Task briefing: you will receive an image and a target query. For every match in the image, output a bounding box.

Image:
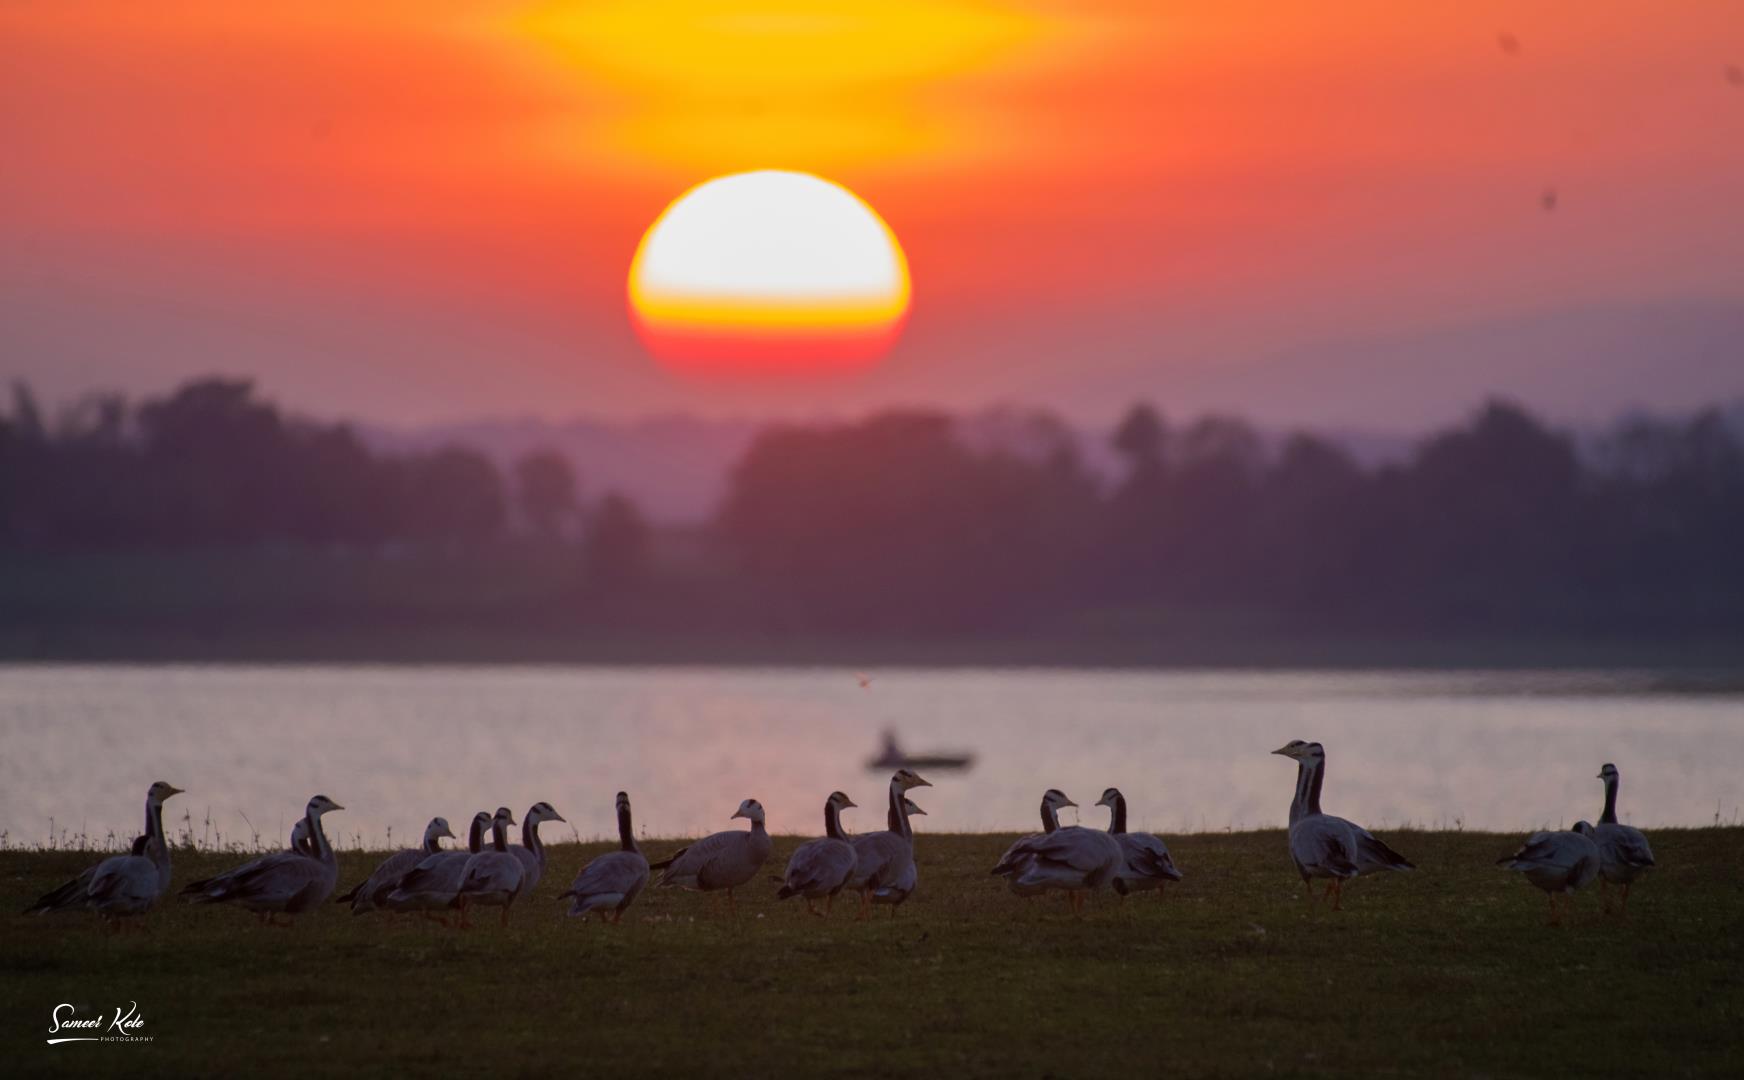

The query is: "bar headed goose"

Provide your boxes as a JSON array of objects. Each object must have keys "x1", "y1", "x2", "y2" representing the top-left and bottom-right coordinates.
[
  {"x1": 993, "y1": 788, "x2": 1073, "y2": 899},
  {"x1": 1272, "y1": 740, "x2": 1411, "y2": 909},
  {"x1": 653, "y1": 798, "x2": 773, "y2": 915},
  {"x1": 509, "y1": 801, "x2": 566, "y2": 896},
  {"x1": 25, "y1": 780, "x2": 182, "y2": 917},
  {"x1": 180, "y1": 795, "x2": 343, "y2": 925},
  {"x1": 336, "y1": 817, "x2": 456, "y2": 915},
  {"x1": 453, "y1": 806, "x2": 524, "y2": 927},
  {"x1": 1096, "y1": 787, "x2": 1183, "y2": 896},
  {"x1": 778, "y1": 791, "x2": 859, "y2": 916},
  {"x1": 849, "y1": 769, "x2": 931, "y2": 919},
  {"x1": 383, "y1": 810, "x2": 491, "y2": 921},
  {"x1": 1592, "y1": 763, "x2": 1655, "y2": 915},
  {"x1": 988, "y1": 788, "x2": 1126, "y2": 914},
  {"x1": 1501, "y1": 824, "x2": 1601, "y2": 925},
  {"x1": 560, "y1": 791, "x2": 650, "y2": 923}
]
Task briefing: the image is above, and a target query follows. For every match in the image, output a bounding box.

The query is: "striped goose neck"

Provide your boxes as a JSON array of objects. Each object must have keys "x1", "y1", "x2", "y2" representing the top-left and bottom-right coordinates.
[
  {"x1": 422, "y1": 828, "x2": 443, "y2": 855},
  {"x1": 306, "y1": 808, "x2": 334, "y2": 865},
  {"x1": 522, "y1": 814, "x2": 545, "y2": 865},
  {"x1": 145, "y1": 796, "x2": 169, "y2": 869},
  {"x1": 618, "y1": 804, "x2": 639, "y2": 854},
  {"x1": 467, "y1": 818, "x2": 486, "y2": 853},
  {"x1": 1107, "y1": 794, "x2": 1128, "y2": 835},
  {"x1": 887, "y1": 781, "x2": 912, "y2": 840},
  {"x1": 1600, "y1": 776, "x2": 1619, "y2": 825},
  {"x1": 491, "y1": 820, "x2": 510, "y2": 852},
  {"x1": 824, "y1": 800, "x2": 847, "y2": 841},
  {"x1": 1290, "y1": 757, "x2": 1325, "y2": 822},
  {"x1": 1040, "y1": 800, "x2": 1060, "y2": 834}
]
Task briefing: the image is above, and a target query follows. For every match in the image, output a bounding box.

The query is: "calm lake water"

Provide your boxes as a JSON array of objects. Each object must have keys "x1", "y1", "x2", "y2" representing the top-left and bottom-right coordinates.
[{"x1": 2, "y1": 664, "x2": 1740, "y2": 848}]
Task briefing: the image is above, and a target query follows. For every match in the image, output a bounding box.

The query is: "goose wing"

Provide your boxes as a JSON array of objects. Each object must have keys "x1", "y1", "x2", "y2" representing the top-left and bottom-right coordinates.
[
  {"x1": 382, "y1": 851, "x2": 469, "y2": 908},
  {"x1": 658, "y1": 830, "x2": 743, "y2": 888},
  {"x1": 1290, "y1": 816, "x2": 1359, "y2": 878},
  {"x1": 561, "y1": 851, "x2": 651, "y2": 915},
  {"x1": 1598, "y1": 824, "x2": 1656, "y2": 869},
  {"x1": 342, "y1": 847, "x2": 425, "y2": 913},
  {"x1": 23, "y1": 861, "x2": 103, "y2": 915},
  {"x1": 184, "y1": 851, "x2": 334, "y2": 910},
  {"x1": 510, "y1": 846, "x2": 543, "y2": 893},
  {"x1": 849, "y1": 830, "x2": 910, "y2": 890},
  {"x1": 990, "y1": 832, "x2": 1044, "y2": 877},
  {"x1": 457, "y1": 852, "x2": 523, "y2": 898},
  {"x1": 1117, "y1": 832, "x2": 1184, "y2": 882},
  {"x1": 87, "y1": 854, "x2": 159, "y2": 915},
  {"x1": 1018, "y1": 826, "x2": 1120, "y2": 874},
  {"x1": 779, "y1": 837, "x2": 857, "y2": 898},
  {"x1": 1339, "y1": 818, "x2": 1415, "y2": 873}
]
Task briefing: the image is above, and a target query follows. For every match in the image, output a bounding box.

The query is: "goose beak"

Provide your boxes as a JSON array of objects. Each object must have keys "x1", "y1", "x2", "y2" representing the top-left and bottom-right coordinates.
[
  {"x1": 1061, "y1": 798, "x2": 1078, "y2": 809},
  {"x1": 911, "y1": 774, "x2": 933, "y2": 789},
  {"x1": 166, "y1": 785, "x2": 185, "y2": 797},
  {"x1": 1270, "y1": 745, "x2": 1294, "y2": 757},
  {"x1": 730, "y1": 808, "x2": 748, "y2": 820},
  {"x1": 552, "y1": 812, "x2": 567, "y2": 824},
  {"x1": 842, "y1": 797, "x2": 858, "y2": 809},
  {"x1": 330, "y1": 802, "x2": 346, "y2": 812}
]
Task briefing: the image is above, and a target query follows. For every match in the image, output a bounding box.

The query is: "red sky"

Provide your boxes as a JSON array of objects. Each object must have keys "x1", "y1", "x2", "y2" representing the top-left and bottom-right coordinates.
[{"x1": 3, "y1": 1, "x2": 1741, "y2": 429}]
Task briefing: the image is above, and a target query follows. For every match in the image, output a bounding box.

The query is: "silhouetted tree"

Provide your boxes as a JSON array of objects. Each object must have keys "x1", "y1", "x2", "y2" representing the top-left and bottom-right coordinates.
[
  {"x1": 585, "y1": 492, "x2": 651, "y2": 590},
  {"x1": 515, "y1": 450, "x2": 580, "y2": 540}
]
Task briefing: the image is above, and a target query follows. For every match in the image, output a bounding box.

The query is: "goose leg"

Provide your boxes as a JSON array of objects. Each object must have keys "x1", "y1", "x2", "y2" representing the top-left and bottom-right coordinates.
[
  {"x1": 1330, "y1": 880, "x2": 1344, "y2": 911},
  {"x1": 805, "y1": 898, "x2": 820, "y2": 917},
  {"x1": 856, "y1": 888, "x2": 871, "y2": 921},
  {"x1": 1303, "y1": 878, "x2": 1314, "y2": 902},
  {"x1": 726, "y1": 887, "x2": 737, "y2": 918},
  {"x1": 1620, "y1": 883, "x2": 1631, "y2": 918},
  {"x1": 824, "y1": 893, "x2": 835, "y2": 917}
]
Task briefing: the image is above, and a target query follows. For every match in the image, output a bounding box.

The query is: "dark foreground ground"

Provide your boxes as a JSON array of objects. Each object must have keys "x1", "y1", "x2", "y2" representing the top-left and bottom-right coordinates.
[{"x1": 4, "y1": 829, "x2": 1741, "y2": 1077}]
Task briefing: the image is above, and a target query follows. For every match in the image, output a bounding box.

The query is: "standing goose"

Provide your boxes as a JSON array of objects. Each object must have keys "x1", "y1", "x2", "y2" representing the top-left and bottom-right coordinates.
[
  {"x1": 992, "y1": 788, "x2": 1074, "y2": 899},
  {"x1": 508, "y1": 801, "x2": 567, "y2": 896},
  {"x1": 987, "y1": 789, "x2": 1126, "y2": 913},
  {"x1": 453, "y1": 806, "x2": 524, "y2": 927},
  {"x1": 1272, "y1": 740, "x2": 1411, "y2": 908},
  {"x1": 560, "y1": 792, "x2": 650, "y2": 923},
  {"x1": 777, "y1": 791, "x2": 859, "y2": 916},
  {"x1": 25, "y1": 780, "x2": 183, "y2": 916},
  {"x1": 868, "y1": 797, "x2": 928, "y2": 914},
  {"x1": 848, "y1": 769, "x2": 932, "y2": 919},
  {"x1": 652, "y1": 798, "x2": 773, "y2": 915},
  {"x1": 1096, "y1": 787, "x2": 1183, "y2": 896},
  {"x1": 336, "y1": 817, "x2": 456, "y2": 915},
  {"x1": 1500, "y1": 824, "x2": 1601, "y2": 925},
  {"x1": 180, "y1": 795, "x2": 344, "y2": 925},
  {"x1": 1592, "y1": 763, "x2": 1655, "y2": 915},
  {"x1": 383, "y1": 810, "x2": 491, "y2": 921}
]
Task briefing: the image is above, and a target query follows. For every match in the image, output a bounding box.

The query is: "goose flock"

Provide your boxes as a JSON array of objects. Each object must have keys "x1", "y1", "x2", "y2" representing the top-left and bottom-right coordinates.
[{"x1": 20, "y1": 745, "x2": 1657, "y2": 930}]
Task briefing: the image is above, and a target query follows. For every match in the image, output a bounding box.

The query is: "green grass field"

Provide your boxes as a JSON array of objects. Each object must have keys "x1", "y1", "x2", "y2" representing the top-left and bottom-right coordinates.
[{"x1": 5, "y1": 829, "x2": 1741, "y2": 1077}]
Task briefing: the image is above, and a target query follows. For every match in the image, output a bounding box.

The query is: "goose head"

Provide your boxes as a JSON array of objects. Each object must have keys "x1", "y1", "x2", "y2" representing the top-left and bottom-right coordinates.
[
  {"x1": 307, "y1": 794, "x2": 344, "y2": 817},
  {"x1": 425, "y1": 817, "x2": 456, "y2": 843},
  {"x1": 130, "y1": 834, "x2": 152, "y2": 856},
  {"x1": 902, "y1": 797, "x2": 927, "y2": 817},
  {"x1": 892, "y1": 768, "x2": 932, "y2": 792},
  {"x1": 146, "y1": 781, "x2": 184, "y2": 806},
  {"x1": 1597, "y1": 763, "x2": 1619, "y2": 782},
  {"x1": 1094, "y1": 787, "x2": 1124, "y2": 809},
  {"x1": 1271, "y1": 739, "x2": 1325, "y2": 764},
  {"x1": 826, "y1": 791, "x2": 858, "y2": 812},
  {"x1": 730, "y1": 798, "x2": 766, "y2": 825},
  {"x1": 1572, "y1": 820, "x2": 1596, "y2": 836},
  {"x1": 1041, "y1": 788, "x2": 1077, "y2": 812},
  {"x1": 526, "y1": 801, "x2": 566, "y2": 826},
  {"x1": 493, "y1": 806, "x2": 518, "y2": 827}
]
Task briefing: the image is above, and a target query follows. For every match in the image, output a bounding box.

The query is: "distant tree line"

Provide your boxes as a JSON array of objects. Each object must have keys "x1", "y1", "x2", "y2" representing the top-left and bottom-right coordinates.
[{"x1": 3, "y1": 376, "x2": 1741, "y2": 641}]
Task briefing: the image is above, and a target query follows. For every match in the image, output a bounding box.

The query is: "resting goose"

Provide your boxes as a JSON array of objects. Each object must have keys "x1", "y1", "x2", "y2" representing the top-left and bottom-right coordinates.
[
  {"x1": 290, "y1": 817, "x2": 313, "y2": 858},
  {"x1": 1272, "y1": 740, "x2": 1412, "y2": 908},
  {"x1": 1500, "y1": 824, "x2": 1601, "y2": 925},
  {"x1": 508, "y1": 801, "x2": 566, "y2": 896},
  {"x1": 988, "y1": 788, "x2": 1126, "y2": 913},
  {"x1": 777, "y1": 791, "x2": 859, "y2": 916},
  {"x1": 848, "y1": 769, "x2": 932, "y2": 919},
  {"x1": 383, "y1": 810, "x2": 491, "y2": 922},
  {"x1": 25, "y1": 780, "x2": 182, "y2": 917},
  {"x1": 560, "y1": 792, "x2": 650, "y2": 923},
  {"x1": 453, "y1": 807, "x2": 524, "y2": 927},
  {"x1": 1096, "y1": 787, "x2": 1183, "y2": 896},
  {"x1": 336, "y1": 817, "x2": 456, "y2": 915},
  {"x1": 1591, "y1": 763, "x2": 1655, "y2": 915},
  {"x1": 992, "y1": 788, "x2": 1073, "y2": 899},
  {"x1": 653, "y1": 798, "x2": 773, "y2": 915},
  {"x1": 181, "y1": 795, "x2": 343, "y2": 925}
]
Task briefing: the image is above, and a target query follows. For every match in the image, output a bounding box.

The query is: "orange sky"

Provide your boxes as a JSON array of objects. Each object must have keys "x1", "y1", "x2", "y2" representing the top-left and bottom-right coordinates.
[{"x1": 3, "y1": 1, "x2": 1741, "y2": 428}]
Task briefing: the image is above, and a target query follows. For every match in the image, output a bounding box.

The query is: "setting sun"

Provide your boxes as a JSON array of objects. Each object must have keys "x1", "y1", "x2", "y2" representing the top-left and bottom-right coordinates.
[{"x1": 627, "y1": 170, "x2": 911, "y2": 375}]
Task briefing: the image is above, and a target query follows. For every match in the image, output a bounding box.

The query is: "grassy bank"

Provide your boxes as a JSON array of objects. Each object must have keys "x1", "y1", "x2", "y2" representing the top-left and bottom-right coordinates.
[{"x1": 5, "y1": 829, "x2": 1742, "y2": 1077}]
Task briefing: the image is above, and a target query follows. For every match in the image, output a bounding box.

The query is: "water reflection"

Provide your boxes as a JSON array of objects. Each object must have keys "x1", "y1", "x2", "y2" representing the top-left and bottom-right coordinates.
[{"x1": 1, "y1": 664, "x2": 1739, "y2": 848}]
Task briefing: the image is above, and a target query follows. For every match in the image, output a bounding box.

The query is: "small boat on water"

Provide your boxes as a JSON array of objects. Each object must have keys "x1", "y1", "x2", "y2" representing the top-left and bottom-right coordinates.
[{"x1": 866, "y1": 730, "x2": 974, "y2": 772}]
